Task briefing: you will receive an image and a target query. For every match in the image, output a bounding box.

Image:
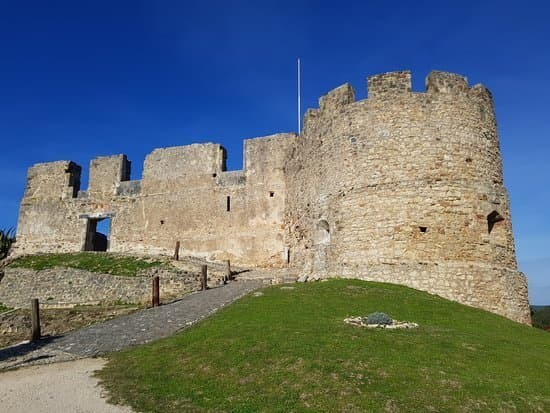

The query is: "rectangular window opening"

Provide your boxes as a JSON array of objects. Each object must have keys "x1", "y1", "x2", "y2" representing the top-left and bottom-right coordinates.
[
  {"x1": 419, "y1": 226, "x2": 428, "y2": 233},
  {"x1": 269, "y1": 191, "x2": 275, "y2": 197},
  {"x1": 84, "y1": 217, "x2": 111, "y2": 251},
  {"x1": 226, "y1": 196, "x2": 231, "y2": 212}
]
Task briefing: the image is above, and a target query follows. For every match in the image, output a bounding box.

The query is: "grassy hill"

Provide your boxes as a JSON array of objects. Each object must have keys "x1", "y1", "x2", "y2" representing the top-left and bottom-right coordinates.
[{"x1": 98, "y1": 279, "x2": 550, "y2": 412}]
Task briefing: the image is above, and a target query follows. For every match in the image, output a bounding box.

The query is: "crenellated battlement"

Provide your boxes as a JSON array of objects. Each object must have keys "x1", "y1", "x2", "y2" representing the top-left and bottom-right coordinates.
[
  {"x1": 313, "y1": 70, "x2": 492, "y2": 114},
  {"x1": 426, "y1": 70, "x2": 468, "y2": 94},
  {"x1": 22, "y1": 133, "x2": 296, "y2": 203},
  {"x1": 23, "y1": 160, "x2": 81, "y2": 200},
  {"x1": 367, "y1": 70, "x2": 412, "y2": 98},
  {"x1": 318, "y1": 83, "x2": 355, "y2": 111}
]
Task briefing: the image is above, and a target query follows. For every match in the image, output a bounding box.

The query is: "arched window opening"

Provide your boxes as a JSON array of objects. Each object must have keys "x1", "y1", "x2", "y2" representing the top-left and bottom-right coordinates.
[{"x1": 317, "y1": 219, "x2": 330, "y2": 245}]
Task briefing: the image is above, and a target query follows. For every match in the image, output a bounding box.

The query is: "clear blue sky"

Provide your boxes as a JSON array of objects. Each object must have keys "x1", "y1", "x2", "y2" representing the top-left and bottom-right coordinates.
[{"x1": 1, "y1": 1, "x2": 548, "y2": 304}]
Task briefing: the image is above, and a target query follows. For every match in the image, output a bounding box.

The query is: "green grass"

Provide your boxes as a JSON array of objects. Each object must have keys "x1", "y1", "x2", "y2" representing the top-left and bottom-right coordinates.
[
  {"x1": 0, "y1": 302, "x2": 12, "y2": 313},
  {"x1": 532, "y1": 305, "x2": 550, "y2": 330},
  {"x1": 98, "y1": 279, "x2": 550, "y2": 412},
  {"x1": 9, "y1": 253, "x2": 168, "y2": 276}
]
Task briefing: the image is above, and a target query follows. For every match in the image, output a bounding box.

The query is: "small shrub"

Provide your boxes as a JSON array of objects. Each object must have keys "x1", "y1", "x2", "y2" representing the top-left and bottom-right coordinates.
[
  {"x1": 0, "y1": 228, "x2": 16, "y2": 260},
  {"x1": 0, "y1": 302, "x2": 12, "y2": 313},
  {"x1": 365, "y1": 312, "x2": 393, "y2": 325}
]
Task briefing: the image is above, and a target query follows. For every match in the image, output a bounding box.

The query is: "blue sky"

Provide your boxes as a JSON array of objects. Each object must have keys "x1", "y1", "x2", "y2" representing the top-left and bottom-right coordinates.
[{"x1": 1, "y1": 1, "x2": 548, "y2": 303}]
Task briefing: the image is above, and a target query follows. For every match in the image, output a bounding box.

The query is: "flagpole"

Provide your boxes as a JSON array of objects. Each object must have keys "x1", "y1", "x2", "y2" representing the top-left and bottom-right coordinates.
[{"x1": 297, "y1": 58, "x2": 301, "y2": 134}]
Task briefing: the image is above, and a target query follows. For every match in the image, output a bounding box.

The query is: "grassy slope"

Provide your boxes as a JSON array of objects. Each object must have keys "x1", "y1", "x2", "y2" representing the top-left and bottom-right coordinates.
[
  {"x1": 8, "y1": 253, "x2": 167, "y2": 276},
  {"x1": 99, "y1": 280, "x2": 550, "y2": 413}
]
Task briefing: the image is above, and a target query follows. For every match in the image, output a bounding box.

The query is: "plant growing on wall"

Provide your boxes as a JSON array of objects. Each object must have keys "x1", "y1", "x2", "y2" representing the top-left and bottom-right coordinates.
[{"x1": 0, "y1": 228, "x2": 15, "y2": 260}]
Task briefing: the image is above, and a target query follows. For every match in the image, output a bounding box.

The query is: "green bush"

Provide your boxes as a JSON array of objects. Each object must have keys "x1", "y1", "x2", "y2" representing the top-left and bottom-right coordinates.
[
  {"x1": 0, "y1": 228, "x2": 15, "y2": 260},
  {"x1": 365, "y1": 312, "x2": 393, "y2": 325},
  {"x1": 531, "y1": 306, "x2": 550, "y2": 331}
]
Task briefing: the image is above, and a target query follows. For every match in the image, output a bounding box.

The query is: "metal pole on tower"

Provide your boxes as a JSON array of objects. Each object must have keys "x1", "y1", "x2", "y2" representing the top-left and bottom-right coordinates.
[{"x1": 297, "y1": 58, "x2": 301, "y2": 134}]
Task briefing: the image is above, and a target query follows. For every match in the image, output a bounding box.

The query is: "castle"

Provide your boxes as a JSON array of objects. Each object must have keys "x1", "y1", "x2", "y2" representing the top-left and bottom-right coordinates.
[{"x1": 15, "y1": 70, "x2": 531, "y2": 324}]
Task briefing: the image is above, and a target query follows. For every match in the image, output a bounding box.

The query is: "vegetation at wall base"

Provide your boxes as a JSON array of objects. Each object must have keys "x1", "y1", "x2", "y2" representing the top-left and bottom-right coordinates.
[
  {"x1": 98, "y1": 279, "x2": 550, "y2": 413},
  {"x1": 9, "y1": 253, "x2": 168, "y2": 276},
  {"x1": 0, "y1": 302, "x2": 12, "y2": 313},
  {"x1": 531, "y1": 305, "x2": 550, "y2": 330}
]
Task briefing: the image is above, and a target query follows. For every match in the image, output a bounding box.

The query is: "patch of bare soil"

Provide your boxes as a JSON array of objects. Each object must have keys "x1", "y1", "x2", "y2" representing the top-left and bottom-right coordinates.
[
  {"x1": 0, "y1": 306, "x2": 140, "y2": 348},
  {"x1": 0, "y1": 358, "x2": 135, "y2": 413}
]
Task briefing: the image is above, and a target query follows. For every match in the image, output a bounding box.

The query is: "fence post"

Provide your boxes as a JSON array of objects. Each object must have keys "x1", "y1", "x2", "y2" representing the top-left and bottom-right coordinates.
[
  {"x1": 174, "y1": 241, "x2": 180, "y2": 261},
  {"x1": 152, "y1": 276, "x2": 160, "y2": 307},
  {"x1": 30, "y1": 298, "x2": 41, "y2": 342},
  {"x1": 201, "y1": 265, "x2": 208, "y2": 291},
  {"x1": 225, "y1": 260, "x2": 232, "y2": 282}
]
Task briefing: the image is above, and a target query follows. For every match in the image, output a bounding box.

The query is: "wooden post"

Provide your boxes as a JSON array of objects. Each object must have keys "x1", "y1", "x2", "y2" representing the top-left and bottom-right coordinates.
[
  {"x1": 174, "y1": 241, "x2": 180, "y2": 261},
  {"x1": 225, "y1": 259, "x2": 232, "y2": 282},
  {"x1": 152, "y1": 276, "x2": 160, "y2": 307},
  {"x1": 30, "y1": 298, "x2": 41, "y2": 342},
  {"x1": 201, "y1": 265, "x2": 208, "y2": 291}
]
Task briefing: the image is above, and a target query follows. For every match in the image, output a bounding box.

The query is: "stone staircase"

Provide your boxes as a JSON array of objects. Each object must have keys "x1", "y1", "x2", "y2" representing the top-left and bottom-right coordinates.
[{"x1": 232, "y1": 267, "x2": 300, "y2": 285}]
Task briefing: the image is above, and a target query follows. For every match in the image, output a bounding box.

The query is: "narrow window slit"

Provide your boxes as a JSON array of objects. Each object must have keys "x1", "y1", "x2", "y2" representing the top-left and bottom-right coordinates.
[{"x1": 226, "y1": 196, "x2": 231, "y2": 212}]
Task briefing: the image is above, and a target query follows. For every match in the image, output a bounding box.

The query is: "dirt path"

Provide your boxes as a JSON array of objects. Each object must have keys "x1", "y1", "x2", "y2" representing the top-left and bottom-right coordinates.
[{"x1": 0, "y1": 358, "x2": 133, "y2": 413}]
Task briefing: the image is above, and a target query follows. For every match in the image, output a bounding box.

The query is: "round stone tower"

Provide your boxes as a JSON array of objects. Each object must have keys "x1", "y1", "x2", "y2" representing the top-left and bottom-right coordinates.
[{"x1": 284, "y1": 70, "x2": 530, "y2": 324}]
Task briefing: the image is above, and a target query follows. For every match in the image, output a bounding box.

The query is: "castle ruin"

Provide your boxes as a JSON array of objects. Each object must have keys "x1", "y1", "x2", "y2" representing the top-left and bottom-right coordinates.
[{"x1": 14, "y1": 70, "x2": 531, "y2": 324}]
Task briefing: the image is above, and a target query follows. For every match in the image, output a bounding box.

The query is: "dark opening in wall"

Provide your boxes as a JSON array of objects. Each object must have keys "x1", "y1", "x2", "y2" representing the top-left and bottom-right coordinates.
[
  {"x1": 419, "y1": 226, "x2": 428, "y2": 233},
  {"x1": 487, "y1": 210, "x2": 504, "y2": 234},
  {"x1": 269, "y1": 191, "x2": 275, "y2": 197},
  {"x1": 65, "y1": 162, "x2": 82, "y2": 198},
  {"x1": 84, "y1": 217, "x2": 111, "y2": 252},
  {"x1": 226, "y1": 196, "x2": 231, "y2": 212},
  {"x1": 160, "y1": 220, "x2": 164, "y2": 225}
]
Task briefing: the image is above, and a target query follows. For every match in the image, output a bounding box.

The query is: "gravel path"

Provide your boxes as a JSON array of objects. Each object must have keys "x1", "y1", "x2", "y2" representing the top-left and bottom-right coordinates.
[
  {"x1": 0, "y1": 280, "x2": 261, "y2": 370},
  {"x1": 0, "y1": 358, "x2": 134, "y2": 413}
]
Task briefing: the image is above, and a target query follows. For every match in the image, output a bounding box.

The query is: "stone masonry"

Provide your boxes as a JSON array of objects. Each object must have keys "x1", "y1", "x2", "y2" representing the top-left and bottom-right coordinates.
[{"x1": 13, "y1": 70, "x2": 531, "y2": 324}]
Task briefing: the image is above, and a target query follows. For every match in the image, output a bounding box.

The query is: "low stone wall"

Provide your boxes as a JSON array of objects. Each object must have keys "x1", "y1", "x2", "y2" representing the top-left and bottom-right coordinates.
[{"x1": 0, "y1": 267, "x2": 211, "y2": 308}]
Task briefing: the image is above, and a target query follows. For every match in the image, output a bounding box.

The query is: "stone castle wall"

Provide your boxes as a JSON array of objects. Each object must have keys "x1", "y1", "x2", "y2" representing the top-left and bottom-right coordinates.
[
  {"x1": 16, "y1": 134, "x2": 296, "y2": 267},
  {"x1": 12, "y1": 70, "x2": 531, "y2": 323}
]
